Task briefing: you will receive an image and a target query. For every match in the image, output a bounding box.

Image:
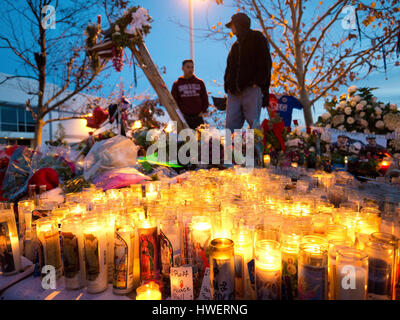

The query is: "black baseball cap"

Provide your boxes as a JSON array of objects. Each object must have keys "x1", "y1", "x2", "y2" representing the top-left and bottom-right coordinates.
[{"x1": 225, "y1": 12, "x2": 251, "y2": 28}]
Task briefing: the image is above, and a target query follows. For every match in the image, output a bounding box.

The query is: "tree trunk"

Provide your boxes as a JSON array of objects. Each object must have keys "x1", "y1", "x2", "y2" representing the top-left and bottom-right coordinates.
[
  {"x1": 298, "y1": 89, "x2": 314, "y2": 127},
  {"x1": 34, "y1": 119, "x2": 44, "y2": 149},
  {"x1": 302, "y1": 100, "x2": 314, "y2": 127}
]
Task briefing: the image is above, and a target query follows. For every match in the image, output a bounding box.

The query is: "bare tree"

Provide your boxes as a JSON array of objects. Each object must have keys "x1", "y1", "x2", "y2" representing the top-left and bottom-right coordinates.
[
  {"x1": 208, "y1": 0, "x2": 400, "y2": 126},
  {"x1": 0, "y1": 0, "x2": 109, "y2": 147}
]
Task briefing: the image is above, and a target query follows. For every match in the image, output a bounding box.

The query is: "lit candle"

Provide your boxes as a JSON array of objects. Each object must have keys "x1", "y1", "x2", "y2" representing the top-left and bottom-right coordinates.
[
  {"x1": 280, "y1": 230, "x2": 301, "y2": 300},
  {"x1": 17, "y1": 200, "x2": 34, "y2": 240},
  {"x1": 255, "y1": 239, "x2": 282, "y2": 300},
  {"x1": 61, "y1": 216, "x2": 86, "y2": 290},
  {"x1": 312, "y1": 214, "x2": 332, "y2": 234},
  {"x1": 83, "y1": 216, "x2": 108, "y2": 294},
  {"x1": 113, "y1": 216, "x2": 135, "y2": 295},
  {"x1": 367, "y1": 232, "x2": 398, "y2": 300},
  {"x1": 336, "y1": 247, "x2": 368, "y2": 300},
  {"x1": 105, "y1": 213, "x2": 115, "y2": 283},
  {"x1": 298, "y1": 242, "x2": 328, "y2": 300},
  {"x1": 326, "y1": 224, "x2": 348, "y2": 242},
  {"x1": 209, "y1": 238, "x2": 235, "y2": 300},
  {"x1": 232, "y1": 229, "x2": 255, "y2": 299},
  {"x1": 0, "y1": 203, "x2": 22, "y2": 275},
  {"x1": 190, "y1": 216, "x2": 211, "y2": 297},
  {"x1": 327, "y1": 240, "x2": 350, "y2": 300},
  {"x1": 159, "y1": 216, "x2": 181, "y2": 277},
  {"x1": 36, "y1": 216, "x2": 62, "y2": 279},
  {"x1": 136, "y1": 281, "x2": 162, "y2": 300},
  {"x1": 263, "y1": 154, "x2": 271, "y2": 167},
  {"x1": 138, "y1": 217, "x2": 161, "y2": 283},
  {"x1": 144, "y1": 183, "x2": 160, "y2": 201},
  {"x1": 355, "y1": 218, "x2": 380, "y2": 251}
]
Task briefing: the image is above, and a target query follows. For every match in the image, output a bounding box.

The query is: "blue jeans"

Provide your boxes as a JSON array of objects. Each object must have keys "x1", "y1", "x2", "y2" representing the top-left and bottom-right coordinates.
[{"x1": 225, "y1": 86, "x2": 262, "y2": 131}]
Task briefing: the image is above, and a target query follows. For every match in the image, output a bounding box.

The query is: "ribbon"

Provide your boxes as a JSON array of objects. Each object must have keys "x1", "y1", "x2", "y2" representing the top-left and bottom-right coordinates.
[
  {"x1": 355, "y1": 9, "x2": 362, "y2": 47},
  {"x1": 396, "y1": 26, "x2": 400, "y2": 59},
  {"x1": 382, "y1": 40, "x2": 388, "y2": 79}
]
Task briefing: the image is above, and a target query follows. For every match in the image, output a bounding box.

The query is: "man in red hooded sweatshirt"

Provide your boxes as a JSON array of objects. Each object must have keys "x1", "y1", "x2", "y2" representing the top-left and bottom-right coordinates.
[{"x1": 171, "y1": 59, "x2": 209, "y2": 130}]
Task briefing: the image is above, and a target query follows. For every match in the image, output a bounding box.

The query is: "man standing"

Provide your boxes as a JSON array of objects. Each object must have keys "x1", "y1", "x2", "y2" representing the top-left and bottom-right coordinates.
[
  {"x1": 330, "y1": 134, "x2": 350, "y2": 166},
  {"x1": 361, "y1": 135, "x2": 386, "y2": 157},
  {"x1": 224, "y1": 13, "x2": 272, "y2": 131},
  {"x1": 171, "y1": 59, "x2": 209, "y2": 130}
]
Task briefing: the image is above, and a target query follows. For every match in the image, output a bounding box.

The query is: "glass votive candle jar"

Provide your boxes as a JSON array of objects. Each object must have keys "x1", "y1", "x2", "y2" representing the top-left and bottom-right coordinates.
[
  {"x1": 255, "y1": 239, "x2": 281, "y2": 300},
  {"x1": 365, "y1": 240, "x2": 395, "y2": 300},
  {"x1": 326, "y1": 224, "x2": 348, "y2": 242},
  {"x1": 61, "y1": 216, "x2": 86, "y2": 290},
  {"x1": 136, "y1": 281, "x2": 162, "y2": 300},
  {"x1": 209, "y1": 238, "x2": 235, "y2": 300},
  {"x1": 335, "y1": 247, "x2": 368, "y2": 300},
  {"x1": 36, "y1": 216, "x2": 62, "y2": 279},
  {"x1": 232, "y1": 228, "x2": 254, "y2": 299},
  {"x1": 0, "y1": 203, "x2": 22, "y2": 275},
  {"x1": 83, "y1": 215, "x2": 108, "y2": 294},
  {"x1": 298, "y1": 242, "x2": 328, "y2": 300},
  {"x1": 327, "y1": 240, "x2": 351, "y2": 300}
]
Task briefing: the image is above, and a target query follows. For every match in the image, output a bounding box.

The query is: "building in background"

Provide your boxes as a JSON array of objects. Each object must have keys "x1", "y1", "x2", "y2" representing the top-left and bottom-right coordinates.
[{"x1": 0, "y1": 73, "x2": 108, "y2": 147}]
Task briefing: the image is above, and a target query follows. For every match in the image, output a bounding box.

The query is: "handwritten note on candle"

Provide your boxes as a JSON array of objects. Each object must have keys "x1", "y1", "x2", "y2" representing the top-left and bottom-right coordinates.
[
  {"x1": 170, "y1": 266, "x2": 193, "y2": 300},
  {"x1": 198, "y1": 267, "x2": 211, "y2": 300}
]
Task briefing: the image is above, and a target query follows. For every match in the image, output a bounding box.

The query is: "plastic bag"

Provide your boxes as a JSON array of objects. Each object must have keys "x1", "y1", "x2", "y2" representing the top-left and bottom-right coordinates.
[
  {"x1": 84, "y1": 135, "x2": 139, "y2": 182},
  {"x1": 2, "y1": 146, "x2": 34, "y2": 201}
]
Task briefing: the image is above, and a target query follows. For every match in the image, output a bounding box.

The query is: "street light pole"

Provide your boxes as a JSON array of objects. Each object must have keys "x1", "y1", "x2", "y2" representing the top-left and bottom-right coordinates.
[{"x1": 188, "y1": 0, "x2": 194, "y2": 62}]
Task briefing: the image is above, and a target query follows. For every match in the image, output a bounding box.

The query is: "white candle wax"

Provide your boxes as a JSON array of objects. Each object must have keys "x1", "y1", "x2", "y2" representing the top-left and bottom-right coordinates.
[
  {"x1": 336, "y1": 266, "x2": 367, "y2": 300},
  {"x1": 84, "y1": 224, "x2": 108, "y2": 294}
]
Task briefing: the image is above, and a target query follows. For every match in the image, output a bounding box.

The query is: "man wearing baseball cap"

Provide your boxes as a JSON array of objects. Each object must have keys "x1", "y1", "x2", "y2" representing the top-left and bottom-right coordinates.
[
  {"x1": 224, "y1": 12, "x2": 272, "y2": 131},
  {"x1": 361, "y1": 135, "x2": 386, "y2": 157}
]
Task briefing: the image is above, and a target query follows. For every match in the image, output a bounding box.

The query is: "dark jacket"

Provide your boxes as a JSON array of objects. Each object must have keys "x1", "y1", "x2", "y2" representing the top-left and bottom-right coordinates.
[
  {"x1": 224, "y1": 29, "x2": 272, "y2": 99},
  {"x1": 171, "y1": 75, "x2": 209, "y2": 115}
]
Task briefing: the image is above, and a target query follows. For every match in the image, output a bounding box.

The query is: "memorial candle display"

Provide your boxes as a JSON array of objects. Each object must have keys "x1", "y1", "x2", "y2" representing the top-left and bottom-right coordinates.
[
  {"x1": 255, "y1": 240, "x2": 281, "y2": 300},
  {"x1": 209, "y1": 238, "x2": 235, "y2": 300},
  {"x1": 61, "y1": 216, "x2": 86, "y2": 290},
  {"x1": 298, "y1": 242, "x2": 328, "y2": 300},
  {"x1": 0, "y1": 203, "x2": 22, "y2": 275},
  {"x1": 36, "y1": 216, "x2": 63, "y2": 279},
  {"x1": 336, "y1": 247, "x2": 368, "y2": 300},
  {"x1": 83, "y1": 216, "x2": 108, "y2": 294},
  {"x1": 3, "y1": 168, "x2": 400, "y2": 301}
]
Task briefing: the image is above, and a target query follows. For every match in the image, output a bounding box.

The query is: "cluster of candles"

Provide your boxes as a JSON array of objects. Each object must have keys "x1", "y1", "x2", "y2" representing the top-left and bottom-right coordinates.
[{"x1": 0, "y1": 167, "x2": 399, "y2": 300}]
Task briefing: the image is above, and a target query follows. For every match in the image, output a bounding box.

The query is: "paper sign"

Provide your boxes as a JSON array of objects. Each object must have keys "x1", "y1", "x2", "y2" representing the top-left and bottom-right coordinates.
[
  {"x1": 198, "y1": 267, "x2": 211, "y2": 300},
  {"x1": 170, "y1": 266, "x2": 193, "y2": 300}
]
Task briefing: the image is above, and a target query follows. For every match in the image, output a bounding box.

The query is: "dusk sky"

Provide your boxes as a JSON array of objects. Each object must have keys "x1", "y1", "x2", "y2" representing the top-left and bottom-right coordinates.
[{"x1": 0, "y1": 0, "x2": 399, "y2": 126}]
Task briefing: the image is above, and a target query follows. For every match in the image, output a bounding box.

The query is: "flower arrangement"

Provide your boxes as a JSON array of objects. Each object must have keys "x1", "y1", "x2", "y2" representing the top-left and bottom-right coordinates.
[
  {"x1": 283, "y1": 126, "x2": 333, "y2": 170},
  {"x1": 85, "y1": 6, "x2": 152, "y2": 72},
  {"x1": 317, "y1": 86, "x2": 399, "y2": 136},
  {"x1": 106, "y1": 7, "x2": 152, "y2": 49}
]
